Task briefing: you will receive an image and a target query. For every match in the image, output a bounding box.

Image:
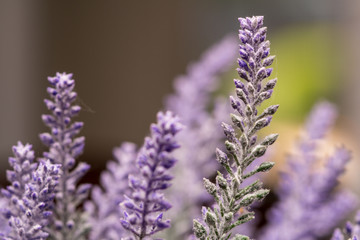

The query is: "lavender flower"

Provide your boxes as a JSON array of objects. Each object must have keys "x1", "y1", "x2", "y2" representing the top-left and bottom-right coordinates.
[
  {"x1": 120, "y1": 111, "x2": 183, "y2": 239},
  {"x1": 5, "y1": 160, "x2": 61, "y2": 240},
  {"x1": 260, "y1": 102, "x2": 357, "y2": 240},
  {"x1": 85, "y1": 142, "x2": 138, "y2": 240},
  {"x1": 1, "y1": 142, "x2": 38, "y2": 222},
  {"x1": 331, "y1": 211, "x2": 360, "y2": 240},
  {"x1": 164, "y1": 35, "x2": 237, "y2": 238},
  {"x1": 0, "y1": 141, "x2": 60, "y2": 239},
  {"x1": 165, "y1": 34, "x2": 237, "y2": 177},
  {"x1": 193, "y1": 16, "x2": 278, "y2": 240},
  {"x1": 166, "y1": 35, "x2": 237, "y2": 128},
  {"x1": 39, "y1": 73, "x2": 91, "y2": 239}
]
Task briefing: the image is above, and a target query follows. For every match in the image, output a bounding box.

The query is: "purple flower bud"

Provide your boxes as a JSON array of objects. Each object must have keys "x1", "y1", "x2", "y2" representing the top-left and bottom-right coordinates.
[
  {"x1": 70, "y1": 105, "x2": 81, "y2": 116},
  {"x1": 234, "y1": 78, "x2": 245, "y2": 89},
  {"x1": 238, "y1": 58, "x2": 248, "y2": 69},
  {"x1": 47, "y1": 87, "x2": 57, "y2": 96},
  {"x1": 39, "y1": 133, "x2": 54, "y2": 146},
  {"x1": 123, "y1": 200, "x2": 135, "y2": 210}
]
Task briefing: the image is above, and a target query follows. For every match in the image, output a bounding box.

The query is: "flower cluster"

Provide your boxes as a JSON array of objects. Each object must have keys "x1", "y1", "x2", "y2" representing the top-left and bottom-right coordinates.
[
  {"x1": 0, "y1": 143, "x2": 61, "y2": 239},
  {"x1": 120, "y1": 111, "x2": 183, "y2": 239},
  {"x1": 193, "y1": 16, "x2": 278, "y2": 240},
  {"x1": 6, "y1": 160, "x2": 61, "y2": 240},
  {"x1": 1, "y1": 142, "x2": 38, "y2": 221}
]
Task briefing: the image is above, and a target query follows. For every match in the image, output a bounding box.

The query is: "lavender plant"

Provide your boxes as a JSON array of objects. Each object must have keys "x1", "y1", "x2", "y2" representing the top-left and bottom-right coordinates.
[
  {"x1": 85, "y1": 142, "x2": 138, "y2": 240},
  {"x1": 120, "y1": 111, "x2": 183, "y2": 239},
  {"x1": 39, "y1": 73, "x2": 91, "y2": 239},
  {"x1": 193, "y1": 16, "x2": 279, "y2": 240},
  {"x1": 1, "y1": 14, "x2": 358, "y2": 240},
  {"x1": 260, "y1": 102, "x2": 357, "y2": 240}
]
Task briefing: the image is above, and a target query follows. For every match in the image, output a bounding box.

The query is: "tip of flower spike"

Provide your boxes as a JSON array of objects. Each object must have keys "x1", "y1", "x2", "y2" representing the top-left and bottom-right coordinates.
[
  {"x1": 305, "y1": 101, "x2": 337, "y2": 140},
  {"x1": 12, "y1": 142, "x2": 34, "y2": 160},
  {"x1": 48, "y1": 72, "x2": 75, "y2": 88},
  {"x1": 238, "y1": 16, "x2": 264, "y2": 30},
  {"x1": 156, "y1": 111, "x2": 184, "y2": 135}
]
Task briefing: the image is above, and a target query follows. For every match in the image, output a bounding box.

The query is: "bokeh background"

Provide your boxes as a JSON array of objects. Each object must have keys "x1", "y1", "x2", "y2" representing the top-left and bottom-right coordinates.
[{"x1": 0, "y1": 0, "x2": 359, "y2": 195}]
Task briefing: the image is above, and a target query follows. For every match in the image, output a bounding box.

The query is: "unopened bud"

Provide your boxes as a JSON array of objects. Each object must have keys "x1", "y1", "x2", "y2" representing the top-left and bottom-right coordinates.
[
  {"x1": 251, "y1": 145, "x2": 267, "y2": 158},
  {"x1": 261, "y1": 133, "x2": 279, "y2": 146},
  {"x1": 225, "y1": 140, "x2": 237, "y2": 154},
  {"x1": 215, "y1": 148, "x2": 228, "y2": 165},
  {"x1": 256, "y1": 162, "x2": 274, "y2": 172},
  {"x1": 203, "y1": 178, "x2": 217, "y2": 196}
]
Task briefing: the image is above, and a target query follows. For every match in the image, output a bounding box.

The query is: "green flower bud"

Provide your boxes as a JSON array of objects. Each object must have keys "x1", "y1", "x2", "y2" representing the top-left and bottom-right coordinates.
[
  {"x1": 205, "y1": 211, "x2": 217, "y2": 227},
  {"x1": 193, "y1": 220, "x2": 207, "y2": 239}
]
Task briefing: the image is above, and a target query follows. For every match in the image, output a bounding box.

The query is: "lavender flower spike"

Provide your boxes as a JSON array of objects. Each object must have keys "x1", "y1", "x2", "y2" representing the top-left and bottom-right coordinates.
[
  {"x1": 164, "y1": 35, "x2": 237, "y2": 238},
  {"x1": 260, "y1": 102, "x2": 357, "y2": 240},
  {"x1": 40, "y1": 72, "x2": 91, "y2": 239},
  {"x1": 1, "y1": 142, "x2": 38, "y2": 222},
  {"x1": 5, "y1": 160, "x2": 61, "y2": 240},
  {"x1": 120, "y1": 111, "x2": 183, "y2": 239},
  {"x1": 193, "y1": 16, "x2": 278, "y2": 240},
  {"x1": 85, "y1": 142, "x2": 138, "y2": 240}
]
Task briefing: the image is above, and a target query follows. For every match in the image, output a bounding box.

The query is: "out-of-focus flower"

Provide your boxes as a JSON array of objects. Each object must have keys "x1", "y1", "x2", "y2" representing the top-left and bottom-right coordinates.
[
  {"x1": 85, "y1": 142, "x2": 138, "y2": 240},
  {"x1": 260, "y1": 102, "x2": 357, "y2": 240},
  {"x1": 164, "y1": 35, "x2": 237, "y2": 238}
]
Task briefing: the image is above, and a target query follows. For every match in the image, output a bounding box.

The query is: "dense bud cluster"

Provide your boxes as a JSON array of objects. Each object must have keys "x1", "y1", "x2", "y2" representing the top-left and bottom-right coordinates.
[{"x1": 193, "y1": 16, "x2": 278, "y2": 240}]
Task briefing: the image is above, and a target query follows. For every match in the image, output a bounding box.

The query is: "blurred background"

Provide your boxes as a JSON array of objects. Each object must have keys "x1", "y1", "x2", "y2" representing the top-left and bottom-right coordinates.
[{"x1": 0, "y1": 0, "x2": 359, "y2": 194}]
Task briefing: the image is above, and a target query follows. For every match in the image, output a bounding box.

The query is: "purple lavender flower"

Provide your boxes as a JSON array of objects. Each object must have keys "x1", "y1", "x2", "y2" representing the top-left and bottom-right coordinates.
[
  {"x1": 0, "y1": 141, "x2": 60, "y2": 239},
  {"x1": 193, "y1": 16, "x2": 278, "y2": 239},
  {"x1": 85, "y1": 142, "x2": 138, "y2": 240},
  {"x1": 166, "y1": 35, "x2": 237, "y2": 128},
  {"x1": 260, "y1": 102, "x2": 357, "y2": 240},
  {"x1": 1, "y1": 142, "x2": 38, "y2": 222},
  {"x1": 166, "y1": 35, "x2": 237, "y2": 176},
  {"x1": 120, "y1": 111, "x2": 183, "y2": 239},
  {"x1": 4, "y1": 160, "x2": 61, "y2": 240},
  {"x1": 331, "y1": 211, "x2": 360, "y2": 240},
  {"x1": 39, "y1": 72, "x2": 91, "y2": 239},
  {"x1": 164, "y1": 35, "x2": 237, "y2": 238}
]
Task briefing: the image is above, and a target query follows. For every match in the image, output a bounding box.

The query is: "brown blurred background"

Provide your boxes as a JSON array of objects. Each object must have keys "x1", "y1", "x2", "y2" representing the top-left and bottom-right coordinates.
[{"x1": 0, "y1": 0, "x2": 359, "y2": 189}]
